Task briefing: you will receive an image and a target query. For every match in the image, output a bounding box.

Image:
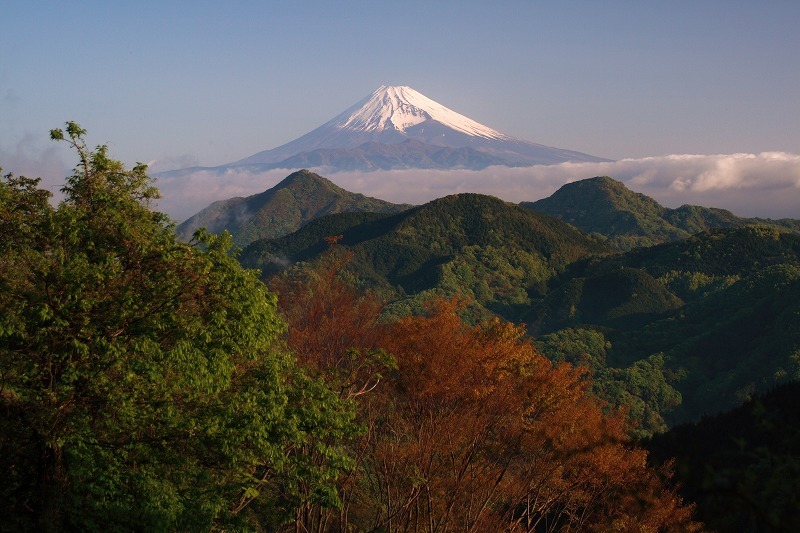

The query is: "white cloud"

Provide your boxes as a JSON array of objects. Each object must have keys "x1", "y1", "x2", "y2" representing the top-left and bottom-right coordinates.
[
  {"x1": 155, "y1": 168, "x2": 295, "y2": 221},
  {"x1": 155, "y1": 152, "x2": 800, "y2": 222},
  {"x1": 146, "y1": 154, "x2": 201, "y2": 174}
]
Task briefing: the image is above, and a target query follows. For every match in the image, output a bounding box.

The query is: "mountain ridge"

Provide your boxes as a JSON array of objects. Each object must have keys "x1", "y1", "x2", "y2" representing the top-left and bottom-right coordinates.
[
  {"x1": 240, "y1": 192, "x2": 610, "y2": 320},
  {"x1": 175, "y1": 169, "x2": 411, "y2": 247},
  {"x1": 227, "y1": 173, "x2": 800, "y2": 437},
  {"x1": 523, "y1": 175, "x2": 799, "y2": 249}
]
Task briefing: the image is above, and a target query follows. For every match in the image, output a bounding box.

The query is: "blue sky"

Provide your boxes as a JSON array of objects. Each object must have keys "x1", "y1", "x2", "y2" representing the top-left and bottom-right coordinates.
[{"x1": 3, "y1": 1, "x2": 800, "y2": 218}]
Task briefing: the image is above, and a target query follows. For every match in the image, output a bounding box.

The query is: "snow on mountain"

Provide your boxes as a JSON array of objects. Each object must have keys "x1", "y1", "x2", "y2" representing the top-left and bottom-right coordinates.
[
  {"x1": 334, "y1": 85, "x2": 511, "y2": 140},
  {"x1": 232, "y1": 85, "x2": 609, "y2": 169},
  {"x1": 135, "y1": 85, "x2": 609, "y2": 177}
]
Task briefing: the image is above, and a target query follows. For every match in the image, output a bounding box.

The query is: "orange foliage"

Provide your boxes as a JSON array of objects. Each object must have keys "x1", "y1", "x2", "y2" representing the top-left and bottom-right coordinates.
[
  {"x1": 269, "y1": 251, "x2": 394, "y2": 532},
  {"x1": 363, "y1": 298, "x2": 702, "y2": 532},
  {"x1": 271, "y1": 254, "x2": 702, "y2": 532},
  {"x1": 270, "y1": 250, "x2": 390, "y2": 399}
]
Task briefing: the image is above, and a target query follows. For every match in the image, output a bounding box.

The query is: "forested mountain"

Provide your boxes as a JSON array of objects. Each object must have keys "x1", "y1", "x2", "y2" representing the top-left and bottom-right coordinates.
[
  {"x1": 529, "y1": 226, "x2": 800, "y2": 428},
  {"x1": 523, "y1": 176, "x2": 800, "y2": 249},
  {"x1": 239, "y1": 185, "x2": 800, "y2": 438},
  {"x1": 176, "y1": 169, "x2": 411, "y2": 247},
  {"x1": 240, "y1": 193, "x2": 610, "y2": 320}
]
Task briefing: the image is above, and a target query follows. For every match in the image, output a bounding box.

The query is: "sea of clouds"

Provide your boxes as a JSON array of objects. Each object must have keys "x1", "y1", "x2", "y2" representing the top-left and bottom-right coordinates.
[
  {"x1": 153, "y1": 152, "x2": 800, "y2": 222},
  {"x1": 4, "y1": 138, "x2": 799, "y2": 223}
]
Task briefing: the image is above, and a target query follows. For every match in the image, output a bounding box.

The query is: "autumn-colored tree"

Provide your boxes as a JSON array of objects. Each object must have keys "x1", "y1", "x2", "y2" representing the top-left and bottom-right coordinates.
[
  {"x1": 270, "y1": 250, "x2": 392, "y2": 399},
  {"x1": 359, "y1": 298, "x2": 701, "y2": 532},
  {"x1": 269, "y1": 249, "x2": 395, "y2": 531},
  {"x1": 266, "y1": 246, "x2": 701, "y2": 531}
]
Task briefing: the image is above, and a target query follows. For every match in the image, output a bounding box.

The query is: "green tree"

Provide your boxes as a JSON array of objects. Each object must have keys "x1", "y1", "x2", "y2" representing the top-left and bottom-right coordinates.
[
  {"x1": 0, "y1": 123, "x2": 355, "y2": 531},
  {"x1": 595, "y1": 353, "x2": 683, "y2": 437},
  {"x1": 536, "y1": 327, "x2": 610, "y2": 371},
  {"x1": 537, "y1": 330, "x2": 682, "y2": 437}
]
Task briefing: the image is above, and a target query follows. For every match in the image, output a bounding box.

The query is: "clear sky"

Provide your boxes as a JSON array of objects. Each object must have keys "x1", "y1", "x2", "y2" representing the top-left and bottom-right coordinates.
[{"x1": 3, "y1": 1, "x2": 800, "y2": 219}]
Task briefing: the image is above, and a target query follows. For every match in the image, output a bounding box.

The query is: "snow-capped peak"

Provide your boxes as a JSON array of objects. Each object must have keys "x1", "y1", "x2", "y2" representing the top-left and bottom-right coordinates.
[
  {"x1": 329, "y1": 85, "x2": 512, "y2": 140},
  {"x1": 230, "y1": 84, "x2": 608, "y2": 169}
]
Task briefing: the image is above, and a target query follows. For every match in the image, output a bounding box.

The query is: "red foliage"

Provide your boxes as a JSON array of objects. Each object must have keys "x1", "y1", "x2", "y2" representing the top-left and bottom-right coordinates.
[{"x1": 271, "y1": 254, "x2": 702, "y2": 531}]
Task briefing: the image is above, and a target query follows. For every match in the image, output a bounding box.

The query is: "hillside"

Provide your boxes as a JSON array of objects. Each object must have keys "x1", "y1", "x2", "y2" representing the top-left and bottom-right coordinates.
[
  {"x1": 240, "y1": 193, "x2": 610, "y2": 319},
  {"x1": 647, "y1": 381, "x2": 800, "y2": 532},
  {"x1": 612, "y1": 260, "x2": 800, "y2": 424},
  {"x1": 229, "y1": 176, "x2": 800, "y2": 436},
  {"x1": 176, "y1": 169, "x2": 411, "y2": 247},
  {"x1": 618, "y1": 224, "x2": 800, "y2": 281},
  {"x1": 523, "y1": 176, "x2": 796, "y2": 249},
  {"x1": 527, "y1": 225, "x2": 800, "y2": 429},
  {"x1": 238, "y1": 192, "x2": 800, "y2": 432}
]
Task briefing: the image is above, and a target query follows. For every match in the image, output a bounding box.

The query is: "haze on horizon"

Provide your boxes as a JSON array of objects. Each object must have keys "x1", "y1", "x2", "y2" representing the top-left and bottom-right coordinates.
[{"x1": 2, "y1": 1, "x2": 800, "y2": 219}]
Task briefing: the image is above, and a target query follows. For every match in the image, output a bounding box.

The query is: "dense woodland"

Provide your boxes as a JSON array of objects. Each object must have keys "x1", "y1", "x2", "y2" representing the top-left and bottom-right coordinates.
[
  {"x1": 240, "y1": 175, "x2": 800, "y2": 435},
  {"x1": 2, "y1": 125, "x2": 798, "y2": 530},
  {"x1": 647, "y1": 381, "x2": 800, "y2": 532}
]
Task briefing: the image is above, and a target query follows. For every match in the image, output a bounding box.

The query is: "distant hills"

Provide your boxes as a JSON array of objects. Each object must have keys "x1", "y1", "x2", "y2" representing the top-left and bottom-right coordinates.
[
  {"x1": 159, "y1": 86, "x2": 608, "y2": 176},
  {"x1": 523, "y1": 175, "x2": 800, "y2": 249},
  {"x1": 177, "y1": 170, "x2": 800, "y2": 434},
  {"x1": 208, "y1": 172, "x2": 799, "y2": 437},
  {"x1": 180, "y1": 172, "x2": 800, "y2": 251},
  {"x1": 176, "y1": 169, "x2": 410, "y2": 247},
  {"x1": 239, "y1": 193, "x2": 608, "y2": 320},
  {"x1": 167, "y1": 162, "x2": 800, "y2": 529}
]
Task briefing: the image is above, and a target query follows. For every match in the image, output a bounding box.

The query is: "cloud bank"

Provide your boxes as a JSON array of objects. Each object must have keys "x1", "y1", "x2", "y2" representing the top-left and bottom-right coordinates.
[{"x1": 155, "y1": 152, "x2": 800, "y2": 222}]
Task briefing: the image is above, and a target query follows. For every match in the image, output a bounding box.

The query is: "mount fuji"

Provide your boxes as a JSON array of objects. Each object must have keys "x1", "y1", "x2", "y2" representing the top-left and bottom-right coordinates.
[{"x1": 162, "y1": 86, "x2": 609, "y2": 176}]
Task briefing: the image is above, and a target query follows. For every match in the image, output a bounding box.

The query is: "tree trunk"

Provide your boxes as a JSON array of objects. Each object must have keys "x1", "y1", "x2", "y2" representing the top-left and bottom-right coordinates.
[{"x1": 37, "y1": 439, "x2": 66, "y2": 533}]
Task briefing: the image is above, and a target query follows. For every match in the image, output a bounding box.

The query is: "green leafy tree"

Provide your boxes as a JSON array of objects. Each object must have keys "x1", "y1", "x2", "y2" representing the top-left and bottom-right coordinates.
[
  {"x1": 537, "y1": 330, "x2": 682, "y2": 437},
  {"x1": 536, "y1": 327, "x2": 610, "y2": 371},
  {"x1": 595, "y1": 353, "x2": 683, "y2": 437},
  {"x1": 0, "y1": 123, "x2": 355, "y2": 531}
]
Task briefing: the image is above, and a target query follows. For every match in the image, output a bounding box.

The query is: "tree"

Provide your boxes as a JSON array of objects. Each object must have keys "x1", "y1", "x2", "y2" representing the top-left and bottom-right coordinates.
[
  {"x1": 359, "y1": 299, "x2": 701, "y2": 531},
  {"x1": 268, "y1": 249, "x2": 395, "y2": 531},
  {"x1": 537, "y1": 330, "x2": 682, "y2": 437},
  {"x1": 270, "y1": 249, "x2": 393, "y2": 400},
  {"x1": 0, "y1": 123, "x2": 354, "y2": 531},
  {"x1": 267, "y1": 253, "x2": 702, "y2": 531}
]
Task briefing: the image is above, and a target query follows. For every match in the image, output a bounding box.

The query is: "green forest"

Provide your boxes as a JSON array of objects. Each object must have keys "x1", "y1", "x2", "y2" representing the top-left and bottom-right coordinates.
[{"x1": 3, "y1": 125, "x2": 799, "y2": 531}]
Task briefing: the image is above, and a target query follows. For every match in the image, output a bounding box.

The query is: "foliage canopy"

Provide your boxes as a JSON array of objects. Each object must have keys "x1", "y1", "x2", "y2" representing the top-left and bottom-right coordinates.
[{"x1": 0, "y1": 123, "x2": 355, "y2": 531}]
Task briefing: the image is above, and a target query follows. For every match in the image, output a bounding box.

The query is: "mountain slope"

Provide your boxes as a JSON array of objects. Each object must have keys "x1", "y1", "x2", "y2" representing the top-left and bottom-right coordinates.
[
  {"x1": 176, "y1": 169, "x2": 411, "y2": 247},
  {"x1": 525, "y1": 225, "x2": 800, "y2": 429},
  {"x1": 240, "y1": 193, "x2": 610, "y2": 319},
  {"x1": 647, "y1": 381, "x2": 800, "y2": 532},
  {"x1": 522, "y1": 176, "x2": 754, "y2": 249},
  {"x1": 232, "y1": 185, "x2": 800, "y2": 435},
  {"x1": 269, "y1": 139, "x2": 514, "y2": 171},
  {"x1": 620, "y1": 225, "x2": 800, "y2": 280}
]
